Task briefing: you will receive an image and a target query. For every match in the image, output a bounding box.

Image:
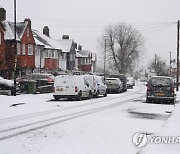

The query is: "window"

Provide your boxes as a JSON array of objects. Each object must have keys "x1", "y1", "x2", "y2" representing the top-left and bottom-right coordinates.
[
  {"x1": 27, "y1": 27, "x2": 30, "y2": 36},
  {"x1": 52, "y1": 50, "x2": 54, "y2": 57},
  {"x1": 45, "y1": 50, "x2": 48, "y2": 57},
  {"x1": 22, "y1": 44, "x2": 26, "y2": 55},
  {"x1": 81, "y1": 58, "x2": 85, "y2": 64},
  {"x1": 17, "y1": 43, "x2": 21, "y2": 55},
  {"x1": 28, "y1": 44, "x2": 33, "y2": 55},
  {"x1": 62, "y1": 53, "x2": 66, "y2": 60}
]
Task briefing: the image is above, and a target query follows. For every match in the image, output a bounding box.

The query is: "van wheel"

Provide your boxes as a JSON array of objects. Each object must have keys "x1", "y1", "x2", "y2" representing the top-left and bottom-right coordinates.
[
  {"x1": 54, "y1": 96, "x2": 60, "y2": 101},
  {"x1": 76, "y1": 92, "x2": 82, "y2": 101},
  {"x1": 170, "y1": 99, "x2": 175, "y2": 105}
]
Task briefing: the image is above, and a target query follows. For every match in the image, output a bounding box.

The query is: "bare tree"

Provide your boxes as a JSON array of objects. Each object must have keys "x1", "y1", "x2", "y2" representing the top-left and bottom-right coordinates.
[
  {"x1": 99, "y1": 23, "x2": 144, "y2": 75},
  {"x1": 149, "y1": 56, "x2": 169, "y2": 76}
]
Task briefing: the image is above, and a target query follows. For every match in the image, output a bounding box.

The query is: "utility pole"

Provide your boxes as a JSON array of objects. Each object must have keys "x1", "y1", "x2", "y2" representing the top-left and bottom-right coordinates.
[
  {"x1": 155, "y1": 54, "x2": 157, "y2": 74},
  {"x1": 13, "y1": 0, "x2": 17, "y2": 96},
  {"x1": 176, "y1": 20, "x2": 180, "y2": 91},
  {"x1": 170, "y1": 51, "x2": 171, "y2": 76},
  {"x1": 104, "y1": 38, "x2": 106, "y2": 81}
]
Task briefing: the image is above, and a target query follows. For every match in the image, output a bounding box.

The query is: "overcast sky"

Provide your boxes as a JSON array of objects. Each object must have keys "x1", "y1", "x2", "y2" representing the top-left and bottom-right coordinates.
[{"x1": 0, "y1": 0, "x2": 180, "y2": 68}]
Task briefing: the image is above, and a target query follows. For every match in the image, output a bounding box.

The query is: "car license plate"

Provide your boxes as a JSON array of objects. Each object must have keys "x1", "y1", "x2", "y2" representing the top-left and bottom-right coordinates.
[
  {"x1": 156, "y1": 92, "x2": 165, "y2": 96},
  {"x1": 57, "y1": 88, "x2": 63, "y2": 91}
]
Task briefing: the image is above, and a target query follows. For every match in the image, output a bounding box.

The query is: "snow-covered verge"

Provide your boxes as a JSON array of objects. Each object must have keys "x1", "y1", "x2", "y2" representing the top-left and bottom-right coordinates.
[{"x1": 140, "y1": 90, "x2": 180, "y2": 154}]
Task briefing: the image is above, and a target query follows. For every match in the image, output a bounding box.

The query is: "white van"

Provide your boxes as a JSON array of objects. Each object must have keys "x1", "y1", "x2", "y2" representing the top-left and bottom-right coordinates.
[
  {"x1": 84, "y1": 74, "x2": 97, "y2": 97},
  {"x1": 53, "y1": 74, "x2": 92, "y2": 101}
]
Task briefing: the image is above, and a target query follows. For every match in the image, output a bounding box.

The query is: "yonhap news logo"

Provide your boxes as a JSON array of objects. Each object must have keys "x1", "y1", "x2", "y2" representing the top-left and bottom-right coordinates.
[
  {"x1": 133, "y1": 132, "x2": 180, "y2": 148},
  {"x1": 132, "y1": 132, "x2": 148, "y2": 148}
]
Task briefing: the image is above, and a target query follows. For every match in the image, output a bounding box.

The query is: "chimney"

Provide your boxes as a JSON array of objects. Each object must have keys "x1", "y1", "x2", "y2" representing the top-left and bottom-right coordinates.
[
  {"x1": 78, "y1": 44, "x2": 82, "y2": 50},
  {"x1": 24, "y1": 18, "x2": 31, "y2": 28},
  {"x1": 0, "y1": 7, "x2": 6, "y2": 21},
  {"x1": 74, "y1": 42, "x2": 77, "y2": 49},
  {"x1": 43, "y1": 26, "x2": 49, "y2": 37},
  {"x1": 62, "y1": 34, "x2": 69, "y2": 39}
]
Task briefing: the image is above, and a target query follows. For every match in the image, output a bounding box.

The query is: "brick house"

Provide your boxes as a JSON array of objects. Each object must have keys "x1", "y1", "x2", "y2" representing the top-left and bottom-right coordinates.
[
  {"x1": 2, "y1": 19, "x2": 35, "y2": 79},
  {"x1": 0, "y1": 22, "x2": 5, "y2": 74},
  {"x1": 0, "y1": 6, "x2": 6, "y2": 76},
  {"x1": 33, "y1": 27, "x2": 63, "y2": 74},
  {"x1": 76, "y1": 49, "x2": 93, "y2": 72}
]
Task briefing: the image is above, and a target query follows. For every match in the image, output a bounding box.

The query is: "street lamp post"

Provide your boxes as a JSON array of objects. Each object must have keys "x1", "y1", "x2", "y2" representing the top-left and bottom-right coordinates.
[
  {"x1": 104, "y1": 38, "x2": 107, "y2": 81},
  {"x1": 13, "y1": 0, "x2": 17, "y2": 96}
]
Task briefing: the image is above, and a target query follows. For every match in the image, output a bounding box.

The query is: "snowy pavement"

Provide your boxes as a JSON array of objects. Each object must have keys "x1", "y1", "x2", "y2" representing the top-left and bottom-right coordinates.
[
  {"x1": 0, "y1": 83, "x2": 179, "y2": 154},
  {"x1": 140, "y1": 90, "x2": 180, "y2": 154}
]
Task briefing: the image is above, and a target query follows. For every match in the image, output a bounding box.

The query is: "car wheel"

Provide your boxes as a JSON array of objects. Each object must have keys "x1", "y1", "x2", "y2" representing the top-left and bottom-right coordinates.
[
  {"x1": 94, "y1": 91, "x2": 99, "y2": 98},
  {"x1": 103, "y1": 90, "x2": 107, "y2": 97},
  {"x1": 146, "y1": 98, "x2": 151, "y2": 103},
  {"x1": 88, "y1": 91, "x2": 93, "y2": 99},
  {"x1": 54, "y1": 96, "x2": 60, "y2": 101},
  {"x1": 76, "y1": 92, "x2": 82, "y2": 101}
]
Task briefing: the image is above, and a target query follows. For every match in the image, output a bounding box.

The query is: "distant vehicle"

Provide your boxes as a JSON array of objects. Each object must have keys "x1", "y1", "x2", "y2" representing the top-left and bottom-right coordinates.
[
  {"x1": 18, "y1": 73, "x2": 55, "y2": 94},
  {"x1": 146, "y1": 76, "x2": 175, "y2": 104},
  {"x1": 25, "y1": 73, "x2": 55, "y2": 85},
  {"x1": 139, "y1": 77, "x2": 148, "y2": 82},
  {"x1": 53, "y1": 74, "x2": 92, "y2": 101},
  {"x1": 0, "y1": 77, "x2": 20, "y2": 95},
  {"x1": 105, "y1": 78, "x2": 123, "y2": 94},
  {"x1": 127, "y1": 77, "x2": 135, "y2": 89},
  {"x1": 94, "y1": 75, "x2": 107, "y2": 97},
  {"x1": 109, "y1": 74, "x2": 127, "y2": 92}
]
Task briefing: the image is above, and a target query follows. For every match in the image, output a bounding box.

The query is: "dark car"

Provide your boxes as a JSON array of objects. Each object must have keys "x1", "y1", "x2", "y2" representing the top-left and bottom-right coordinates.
[
  {"x1": 146, "y1": 76, "x2": 175, "y2": 104},
  {"x1": 0, "y1": 77, "x2": 20, "y2": 95},
  {"x1": 109, "y1": 74, "x2": 127, "y2": 92},
  {"x1": 19, "y1": 73, "x2": 55, "y2": 93},
  {"x1": 26, "y1": 73, "x2": 55, "y2": 85}
]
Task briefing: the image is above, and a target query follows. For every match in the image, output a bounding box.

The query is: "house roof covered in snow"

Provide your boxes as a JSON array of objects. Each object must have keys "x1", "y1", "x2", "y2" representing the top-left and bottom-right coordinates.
[
  {"x1": 33, "y1": 30, "x2": 70, "y2": 52},
  {"x1": 76, "y1": 50, "x2": 92, "y2": 58},
  {"x1": 2, "y1": 20, "x2": 29, "y2": 41},
  {"x1": 56, "y1": 39, "x2": 74, "y2": 53}
]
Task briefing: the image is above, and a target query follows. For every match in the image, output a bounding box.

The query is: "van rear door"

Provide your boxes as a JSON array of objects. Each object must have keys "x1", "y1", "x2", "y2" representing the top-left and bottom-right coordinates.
[{"x1": 54, "y1": 75, "x2": 75, "y2": 95}]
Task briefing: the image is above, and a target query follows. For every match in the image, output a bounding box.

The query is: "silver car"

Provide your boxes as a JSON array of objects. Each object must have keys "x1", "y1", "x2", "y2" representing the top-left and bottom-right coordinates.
[{"x1": 106, "y1": 78, "x2": 123, "y2": 94}]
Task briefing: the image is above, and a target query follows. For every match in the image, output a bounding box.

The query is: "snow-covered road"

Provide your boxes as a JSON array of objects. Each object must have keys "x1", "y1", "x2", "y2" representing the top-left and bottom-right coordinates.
[{"x1": 0, "y1": 82, "x2": 175, "y2": 154}]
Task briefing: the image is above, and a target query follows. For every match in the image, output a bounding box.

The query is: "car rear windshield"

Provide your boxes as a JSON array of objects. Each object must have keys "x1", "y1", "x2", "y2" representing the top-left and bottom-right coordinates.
[
  {"x1": 27, "y1": 74, "x2": 54, "y2": 80},
  {"x1": 150, "y1": 77, "x2": 172, "y2": 87},
  {"x1": 106, "y1": 79, "x2": 118, "y2": 84}
]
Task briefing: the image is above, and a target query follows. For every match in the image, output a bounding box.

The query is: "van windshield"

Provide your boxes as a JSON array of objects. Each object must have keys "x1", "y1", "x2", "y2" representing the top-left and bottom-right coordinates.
[{"x1": 151, "y1": 77, "x2": 171, "y2": 87}]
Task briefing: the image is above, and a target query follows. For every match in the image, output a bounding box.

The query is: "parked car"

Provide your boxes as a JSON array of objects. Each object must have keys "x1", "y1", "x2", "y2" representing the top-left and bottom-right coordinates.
[
  {"x1": 0, "y1": 77, "x2": 20, "y2": 95},
  {"x1": 105, "y1": 78, "x2": 123, "y2": 93},
  {"x1": 127, "y1": 77, "x2": 135, "y2": 89},
  {"x1": 26, "y1": 73, "x2": 55, "y2": 85},
  {"x1": 94, "y1": 75, "x2": 107, "y2": 97},
  {"x1": 19, "y1": 73, "x2": 55, "y2": 93},
  {"x1": 109, "y1": 74, "x2": 127, "y2": 92},
  {"x1": 53, "y1": 74, "x2": 92, "y2": 101},
  {"x1": 146, "y1": 76, "x2": 175, "y2": 104}
]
